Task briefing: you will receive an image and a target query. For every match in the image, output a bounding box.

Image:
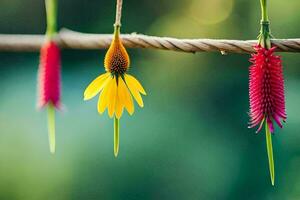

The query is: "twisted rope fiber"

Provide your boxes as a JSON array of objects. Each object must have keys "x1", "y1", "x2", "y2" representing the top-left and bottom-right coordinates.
[{"x1": 0, "y1": 29, "x2": 300, "y2": 53}]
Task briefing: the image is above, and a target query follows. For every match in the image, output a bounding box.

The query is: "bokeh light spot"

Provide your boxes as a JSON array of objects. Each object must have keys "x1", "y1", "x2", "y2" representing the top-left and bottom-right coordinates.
[{"x1": 187, "y1": 0, "x2": 234, "y2": 25}]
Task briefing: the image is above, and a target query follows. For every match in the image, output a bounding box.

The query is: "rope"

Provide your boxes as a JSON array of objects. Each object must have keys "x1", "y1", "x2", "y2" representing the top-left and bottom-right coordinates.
[{"x1": 0, "y1": 28, "x2": 300, "y2": 54}]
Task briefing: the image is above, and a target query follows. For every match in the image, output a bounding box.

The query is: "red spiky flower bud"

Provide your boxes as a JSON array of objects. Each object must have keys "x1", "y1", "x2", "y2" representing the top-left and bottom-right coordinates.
[
  {"x1": 38, "y1": 41, "x2": 61, "y2": 109},
  {"x1": 249, "y1": 45, "x2": 286, "y2": 133}
]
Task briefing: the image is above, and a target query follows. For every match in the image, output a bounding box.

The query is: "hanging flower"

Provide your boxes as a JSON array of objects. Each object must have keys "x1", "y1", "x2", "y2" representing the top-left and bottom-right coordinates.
[
  {"x1": 37, "y1": 40, "x2": 61, "y2": 154},
  {"x1": 84, "y1": 26, "x2": 146, "y2": 157},
  {"x1": 38, "y1": 41, "x2": 61, "y2": 109},
  {"x1": 247, "y1": 0, "x2": 287, "y2": 186},
  {"x1": 36, "y1": 0, "x2": 61, "y2": 154},
  {"x1": 249, "y1": 45, "x2": 286, "y2": 133}
]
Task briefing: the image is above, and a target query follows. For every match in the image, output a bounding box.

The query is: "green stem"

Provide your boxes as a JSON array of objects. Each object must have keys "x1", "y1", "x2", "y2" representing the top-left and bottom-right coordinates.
[
  {"x1": 113, "y1": 25, "x2": 121, "y2": 40},
  {"x1": 114, "y1": 117, "x2": 120, "y2": 157},
  {"x1": 260, "y1": 0, "x2": 268, "y2": 21},
  {"x1": 45, "y1": 0, "x2": 58, "y2": 38},
  {"x1": 265, "y1": 123, "x2": 275, "y2": 186},
  {"x1": 258, "y1": 0, "x2": 271, "y2": 48},
  {"x1": 47, "y1": 104, "x2": 56, "y2": 154}
]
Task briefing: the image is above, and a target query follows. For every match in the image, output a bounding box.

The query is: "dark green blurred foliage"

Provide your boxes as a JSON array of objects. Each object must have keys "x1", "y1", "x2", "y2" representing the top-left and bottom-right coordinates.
[{"x1": 1, "y1": 0, "x2": 300, "y2": 199}]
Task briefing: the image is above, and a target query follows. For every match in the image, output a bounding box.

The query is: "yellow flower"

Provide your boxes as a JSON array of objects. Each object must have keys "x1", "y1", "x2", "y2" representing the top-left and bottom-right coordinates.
[
  {"x1": 83, "y1": 26, "x2": 146, "y2": 157},
  {"x1": 84, "y1": 72, "x2": 146, "y2": 119}
]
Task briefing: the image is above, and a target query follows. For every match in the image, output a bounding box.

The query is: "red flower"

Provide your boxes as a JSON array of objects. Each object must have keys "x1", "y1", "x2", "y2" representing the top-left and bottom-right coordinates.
[
  {"x1": 38, "y1": 41, "x2": 61, "y2": 108},
  {"x1": 249, "y1": 45, "x2": 286, "y2": 133}
]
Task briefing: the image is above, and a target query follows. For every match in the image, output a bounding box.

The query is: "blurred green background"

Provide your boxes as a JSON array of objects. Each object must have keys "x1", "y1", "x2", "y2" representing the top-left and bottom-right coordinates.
[{"x1": 1, "y1": 0, "x2": 300, "y2": 199}]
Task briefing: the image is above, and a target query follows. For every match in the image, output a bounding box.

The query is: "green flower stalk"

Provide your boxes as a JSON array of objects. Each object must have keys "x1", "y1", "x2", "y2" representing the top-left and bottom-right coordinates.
[
  {"x1": 258, "y1": 0, "x2": 272, "y2": 49},
  {"x1": 45, "y1": 0, "x2": 57, "y2": 38},
  {"x1": 38, "y1": 0, "x2": 61, "y2": 154}
]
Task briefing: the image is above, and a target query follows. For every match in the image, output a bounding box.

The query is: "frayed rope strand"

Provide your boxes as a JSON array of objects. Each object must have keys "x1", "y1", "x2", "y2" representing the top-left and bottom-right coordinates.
[
  {"x1": 47, "y1": 104, "x2": 56, "y2": 154},
  {"x1": 265, "y1": 122, "x2": 275, "y2": 186},
  {"x1": 114, "y1": 117, "x2": 120, "y2": 157}
]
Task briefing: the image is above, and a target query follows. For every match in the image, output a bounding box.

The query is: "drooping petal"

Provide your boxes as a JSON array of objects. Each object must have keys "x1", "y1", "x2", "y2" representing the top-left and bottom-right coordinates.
[
  {"x1": 107, "y1": 77, "x2": 117, "y2": 118},
  {"x1": 115, "y1": 77, "x2": 124, "y2": 119},
  {"x1": 125, "y1": 74, "x2": 144, "y2": 107},
  {"x1": 98, "y1": 77, "x2": 113, "y2": 114},
  {"x1": 119, "y1": 76, "x2": 134, "y2": 115},
  {"x1": 84, "y1": 73, "x2": 110, "y2": 100},
  {"x1": 115, "y1": 96, "x2": 124, "y2": 119},
  {"x1": 125, "y1": 74, "x2": 146, "y2": 95}
]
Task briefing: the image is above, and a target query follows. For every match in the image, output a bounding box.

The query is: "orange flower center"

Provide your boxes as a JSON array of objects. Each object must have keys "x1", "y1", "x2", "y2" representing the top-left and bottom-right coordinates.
[{"x1": 104, "y1": 35, "x2": 130, "y2": 75}]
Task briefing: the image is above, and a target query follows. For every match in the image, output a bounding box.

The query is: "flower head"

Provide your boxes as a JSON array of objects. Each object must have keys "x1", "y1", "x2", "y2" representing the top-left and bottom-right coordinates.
[
  {"x1": 38, "y1": 40, "x2": 61, "y2": 109},
  {"x1": 249, "y1": 45, "x2": 286, "y2": 133},
  {"x1": 84, "y1": 29, "x2": 146, "y2": 119},
  {"x1": 84, "y1": 26, "x2": 146, "y2": 157},
  {"x1": 104, "y1": 31, "x2": 130, "y2": 75}
]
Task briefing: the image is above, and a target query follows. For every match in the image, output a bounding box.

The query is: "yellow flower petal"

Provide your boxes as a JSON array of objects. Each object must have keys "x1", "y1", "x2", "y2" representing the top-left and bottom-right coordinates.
[
  {"x1": 115, "y1": 99, "x2": 123, "y2": 119},
  {"x1": 125, "y1": 74, "x2": 146, "y2": 95},
  {"x1": 107, "y1": 76, "x2": 117, "y2": 118},
  {"x1": 84, "y1": 73, "x2": 110, "y2": 100},
  {"x1": 97, "y1": 77, "x2": 113, "y2": 114},
  {"x1": 119, "y1": 76, "x2": 134, "y2": 115},
  {"x1": 115, "y1": 77, "x2": 124, "y2": 119},
  {"x1": 125, "y1": 75, "x2": 144, "y2": 107}
]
